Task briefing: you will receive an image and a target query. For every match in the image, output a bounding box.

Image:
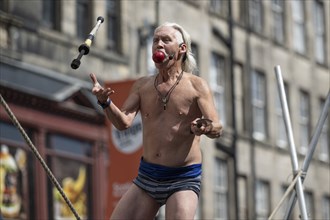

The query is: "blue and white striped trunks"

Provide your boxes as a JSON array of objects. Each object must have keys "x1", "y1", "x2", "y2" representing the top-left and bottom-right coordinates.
[{"x1": 133, "y1": 158, "x2": 202, "y2": 206}]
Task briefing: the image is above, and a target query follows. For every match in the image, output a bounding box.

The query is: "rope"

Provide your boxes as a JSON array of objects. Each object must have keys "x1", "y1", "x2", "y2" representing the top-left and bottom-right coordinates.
[
  {"x1": 268, "y1": 170, "x2": 305, "y2": 220},
  {"x1": 0, "y1": 94, "x2": 81, "y2": 220}
]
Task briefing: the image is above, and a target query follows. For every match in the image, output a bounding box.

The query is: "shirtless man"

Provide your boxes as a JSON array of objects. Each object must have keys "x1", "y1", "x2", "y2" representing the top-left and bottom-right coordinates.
[{"x1": 90, "y1": 22, "x2": 222, "y2": 220}]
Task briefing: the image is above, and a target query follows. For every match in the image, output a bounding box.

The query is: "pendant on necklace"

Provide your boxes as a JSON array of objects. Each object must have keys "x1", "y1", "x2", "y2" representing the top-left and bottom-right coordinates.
[{"x1": 162, "y1": 97, "x2": 167, "y2": 110}]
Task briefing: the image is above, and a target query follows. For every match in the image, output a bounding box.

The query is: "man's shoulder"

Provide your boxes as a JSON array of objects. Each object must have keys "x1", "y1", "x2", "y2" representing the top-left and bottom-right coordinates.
[
  {"x1": 131, "y1": 75, "x2": 155, "y2": 90},
  {"x1": 133, "y1": 75, "x2": 152, "y2": 84},
  {"x1": 186, "y1": 73, "x2": 207, "y2": 88}
]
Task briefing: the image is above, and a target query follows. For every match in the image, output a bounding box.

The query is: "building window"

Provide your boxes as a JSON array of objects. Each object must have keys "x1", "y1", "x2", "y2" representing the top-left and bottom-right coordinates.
[
  {"x1": 291, "y1": 0, "x2": 306, "y2": 54},
  {"x1": 239, "y1": 1, "x2": 248, "y2": 25},
  {"x1": 249, "y1": 0, "x2": 263, "y2": 33},
  {"x1": 107, "y1": 0, "x2": 121, "y2": 52},
  {"x1": 322, "y1": 196, "x2": 330, "y2": 220},
  {"x1": 209, "y1": 0, "x2": 228, "y2": 16},
  {"x1": 251, "y1": 70, "x2": 266, "y2": 140},
  {"x1": 0, "y1": 122, "x2": 35, "y2": 219},
  {"x1": 210, "y1": 53, "x2": 226, "y2": 126},
  {"x1": 271, "y1": 0, "x2": 285, "y2": 44},
  {"x1": 214, "y1": 158, "x2": 228, "y2": 220},
  {"x1": 42, "y1": 0, "x2": 61, "y2": 30},
  {"x1": 47, "y1": 134, "x2": 92, "y2": 220},
  {"x1": 76, "y1": 0, "x2": 91, "y2": 39},
  {"x1": 191, "y1": 42, "x2": 199, "y2": 76},
  {"x1": 238, "y1": 176, "x2": 248, "y2": 219},
  {"x1": 304, "y1": 191, "x2": 314, "y2": 218},
  {"x1": 278, "y1": 185, "x2": 290, "y2": 216},
  {"x1": 313, "y1": 0, "x2": 326, "y2": 64},
  {"x1": 299, "y1": 91, "x2": 310, "y2": 154},
  {"x1": 255, "y1": 180, "x2": 270, "y2": 219},
  {"x1": 319, "y1": 99, "x2": 329, "y2": 161},
  {"x1": 275, "y1": 83, "x2": 288, "y2": 148}
]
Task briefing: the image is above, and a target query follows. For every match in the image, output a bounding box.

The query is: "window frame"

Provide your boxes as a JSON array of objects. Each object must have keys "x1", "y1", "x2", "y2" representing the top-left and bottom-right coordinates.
[
  {"x1": 76, "y1": 0, "x2": 92, "y2": 39},
  {"x1": 209, "y1": 0, "x2": 228, "y2": 17},
  {"x1": 291, "y1": 0, "x2": 306, "y2": 54},
  {"x1": 298, "y1": 90, "x2": 310, "y2": 154},
  {"x1": 251, "y1": 70, "x2": 267, "y2": 140},
  {"x1": 213, "y1": 157, "x2": 229, "y2": 220},
  {"x1": 42, "y1": 0, "x2": 61, "y2": 31},
  {"x1": 322, "y1": 195, "x2": 330, "y2": 220},
  {"x1": 313, "y1": 0, "x2": 326, "y2": 64},
  {"x1": 210, "y1": 52, "x2": 227, "y2": 126},
  {"x1": 271, "y1": 0, "x2": 285, "y2": 44},
  {"x1": 248, "y1": 0, "x2": 263, "y2": 34},
  {"x1": 46, "y1": 132, "x2": 94, "y2": 219},
  {"x1": 106, "y1": 0, "x2": 121, "y2": 53},
  {"x1": 255, "y1": 179, "x2": 270, "y2": 218}
]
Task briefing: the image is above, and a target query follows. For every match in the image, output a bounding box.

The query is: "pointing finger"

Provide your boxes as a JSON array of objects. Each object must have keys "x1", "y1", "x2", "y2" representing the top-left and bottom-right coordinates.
[{"x1": 90, "y1": 73, "x2": 100, "y2": 86}]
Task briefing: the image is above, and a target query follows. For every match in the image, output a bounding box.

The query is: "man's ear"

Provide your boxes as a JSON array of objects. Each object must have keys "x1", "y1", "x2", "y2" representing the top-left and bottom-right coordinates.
[
  {"x1": 179, "y1": 43, "x2": 187, "y2": 53},
  {"x1": 179, "y1": 43, "x2": 187, "y2": 61}
]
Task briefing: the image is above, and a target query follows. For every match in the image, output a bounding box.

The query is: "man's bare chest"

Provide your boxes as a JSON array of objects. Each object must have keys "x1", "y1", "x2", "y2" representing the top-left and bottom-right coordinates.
[{"x1": 139, "y1": 83, "x2": 195, "y2": 114}]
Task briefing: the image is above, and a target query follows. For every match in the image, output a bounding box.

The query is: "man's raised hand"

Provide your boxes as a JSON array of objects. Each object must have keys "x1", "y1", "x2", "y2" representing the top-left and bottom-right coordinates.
[{"x1": 90, "y1": 73, "x2": 115, "y2": 103}]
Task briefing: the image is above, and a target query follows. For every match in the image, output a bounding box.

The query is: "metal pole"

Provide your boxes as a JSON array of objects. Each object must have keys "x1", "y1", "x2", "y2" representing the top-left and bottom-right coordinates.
[
  {"x1": 283, "y1": 91, "x2": 330, "y2": 219},
  {"x1": 274, "y1": 65, "x2": 308, "y2": 219},
  {"x1": 228, "y1": 0, "x2": 239, "y2": 217}
]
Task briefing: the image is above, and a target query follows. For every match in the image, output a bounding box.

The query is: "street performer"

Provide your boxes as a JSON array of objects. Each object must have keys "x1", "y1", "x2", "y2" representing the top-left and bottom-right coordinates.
[{"x1": 90, "y1": 22, "x2": 222, "y2": 220}]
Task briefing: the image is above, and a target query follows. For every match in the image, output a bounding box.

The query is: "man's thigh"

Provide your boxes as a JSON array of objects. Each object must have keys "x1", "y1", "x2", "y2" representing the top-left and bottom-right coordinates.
[
  {"x1": 165, "y1": 190, "x2": 199, "y2": 220},
  {"x1": 110, "y1": 184, "x2": 160, "y2": 220}
]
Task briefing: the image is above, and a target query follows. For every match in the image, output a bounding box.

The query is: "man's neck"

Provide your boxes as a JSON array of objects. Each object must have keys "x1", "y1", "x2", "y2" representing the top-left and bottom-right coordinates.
[{"x1": 158, "y1": 68, "x2": 183, "y2": 82}]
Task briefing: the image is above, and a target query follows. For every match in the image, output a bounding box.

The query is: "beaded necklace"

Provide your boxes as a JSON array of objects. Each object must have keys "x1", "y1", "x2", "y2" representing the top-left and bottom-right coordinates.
[{"x1": 154, "y1": 70, "x2": 184, "y2": 110}]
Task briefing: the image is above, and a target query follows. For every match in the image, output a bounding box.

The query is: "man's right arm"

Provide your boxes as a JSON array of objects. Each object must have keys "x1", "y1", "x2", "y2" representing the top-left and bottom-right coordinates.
[
  {"x1": 90, "y1": 73, "x2": 140, "y2": 130},
  {"x1": 104, "y1": 81, "x2": 141, "y2": 130}
]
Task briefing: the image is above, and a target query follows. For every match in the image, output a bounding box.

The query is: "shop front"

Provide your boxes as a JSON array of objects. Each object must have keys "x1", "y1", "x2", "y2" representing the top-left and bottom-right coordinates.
[{"x1": 0, "y1": 59, "x2": 108, "y2": 219}]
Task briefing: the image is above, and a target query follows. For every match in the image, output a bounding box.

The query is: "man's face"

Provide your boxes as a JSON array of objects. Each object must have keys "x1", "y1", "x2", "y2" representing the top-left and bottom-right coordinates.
[{"x1": 152, "y1": 26, "x2": 180, "y2": 55}]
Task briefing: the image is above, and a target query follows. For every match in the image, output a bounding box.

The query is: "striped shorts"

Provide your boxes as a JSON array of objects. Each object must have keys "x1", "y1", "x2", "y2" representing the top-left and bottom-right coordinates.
[{"x1": 133, "y1": 159, "x2": 202, "y2": 206}]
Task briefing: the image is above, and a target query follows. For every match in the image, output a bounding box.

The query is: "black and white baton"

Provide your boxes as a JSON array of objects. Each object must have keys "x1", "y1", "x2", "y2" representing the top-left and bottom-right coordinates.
[{"x1": 71, "y1": 16, "x2": 104, "y2": 69}]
